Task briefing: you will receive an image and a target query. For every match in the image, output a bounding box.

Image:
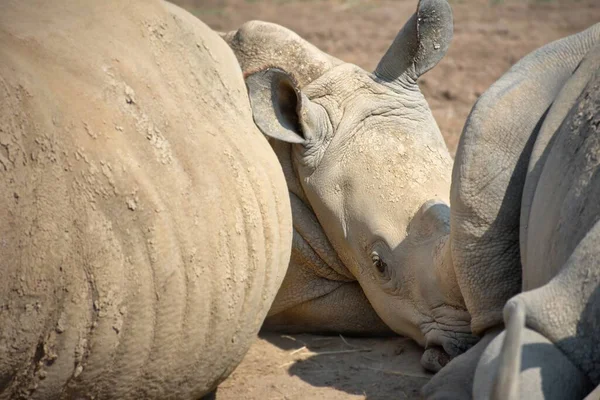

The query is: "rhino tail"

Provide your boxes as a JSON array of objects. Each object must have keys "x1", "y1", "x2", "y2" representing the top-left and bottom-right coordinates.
[{"x1": 491, "y1": 299, "x2": 526, "y2": 400}]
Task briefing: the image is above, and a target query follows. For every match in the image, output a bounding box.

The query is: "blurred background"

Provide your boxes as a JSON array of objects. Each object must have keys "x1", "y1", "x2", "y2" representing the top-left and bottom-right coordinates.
[
  {"x1": 173, "y1": 0, "x2": 599, "y2": 155},
  {"x1": 170, "y1": 1, "x2": 599, "y2": 399}
]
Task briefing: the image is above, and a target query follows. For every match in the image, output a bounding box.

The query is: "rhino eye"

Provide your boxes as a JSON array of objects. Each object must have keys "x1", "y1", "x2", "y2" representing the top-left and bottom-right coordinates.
[{"x1": 371, "y1": 251, "x2": 387, "y2": 273}]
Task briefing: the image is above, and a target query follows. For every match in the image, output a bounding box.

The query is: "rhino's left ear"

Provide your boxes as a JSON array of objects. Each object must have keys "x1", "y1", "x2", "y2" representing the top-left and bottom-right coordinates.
[
  {"x1": 374, "y1": 0, "x2": 453, "y2": 84},
  {"x1": 245, "y1": 68, "x2": 324, "y2": 145}
]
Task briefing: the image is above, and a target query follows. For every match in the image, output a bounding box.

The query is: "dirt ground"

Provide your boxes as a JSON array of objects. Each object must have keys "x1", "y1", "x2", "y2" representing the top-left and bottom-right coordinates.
[
  {"x1": 215, "y1": 333, "x2": 431, "y2": 400},
  {"x1": 175, "y1": 0, "x2": 599, "y2": 398}
]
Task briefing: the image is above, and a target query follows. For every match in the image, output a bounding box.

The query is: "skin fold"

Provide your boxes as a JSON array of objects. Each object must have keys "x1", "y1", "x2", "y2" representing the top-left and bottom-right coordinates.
[
  {"x1": 2, "y1": 0, "x2": 597, "y2": 398},
  {"x1": 423, "y1": 24, "x2": 600, "y2": 400},
  {"x1": 0, "y1": 1, "x2": 292, "y2": 398}
]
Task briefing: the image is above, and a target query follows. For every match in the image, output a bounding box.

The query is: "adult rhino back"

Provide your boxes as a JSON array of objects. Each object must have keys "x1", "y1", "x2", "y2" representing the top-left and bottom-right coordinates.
[
  {"x1": 0, "y1": 1, "x2": 291, "y2": 399},
  {"x1": 473, "y1": 50, "x2": 600, "y2": 400}
]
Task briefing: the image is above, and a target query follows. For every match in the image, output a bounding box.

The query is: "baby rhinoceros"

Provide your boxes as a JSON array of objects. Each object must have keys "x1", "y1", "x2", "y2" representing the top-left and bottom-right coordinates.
[
  {"x1": 222, "y1": 0, "x2": 481, "y2": 370},
  {"x1": 423, "y1": 23, "x2": 600, "y2": 400}
]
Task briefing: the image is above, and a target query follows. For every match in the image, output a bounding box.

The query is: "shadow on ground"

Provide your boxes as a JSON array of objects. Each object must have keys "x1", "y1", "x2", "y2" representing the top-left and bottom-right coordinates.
[
  {"x1": 216, "y1": 332, "x2": 431, "y2": 400},
  {"x1": 261, "y1": 333, "x2": 431, "y2": 400}
]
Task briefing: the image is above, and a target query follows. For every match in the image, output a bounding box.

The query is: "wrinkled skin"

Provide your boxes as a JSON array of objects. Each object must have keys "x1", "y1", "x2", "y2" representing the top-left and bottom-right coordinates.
[
  {"x1": 0, "y1": 1, "x2": 292, "y2": 398},
  {"x1": 473, "y1": 46, "x2": 600, "y2": 400},
  {"x1": 225, "y1": 3, "x2": 600, "y2": 393},
  {"x1": 423, "y1": 24, "x2": 600, "y2": 399},
  {"x1": 223, "y1": 0, "x2": 478, "y2": 366},
  {"x1": 224, "y1": 8, "x2": 600, "y2": 397}
]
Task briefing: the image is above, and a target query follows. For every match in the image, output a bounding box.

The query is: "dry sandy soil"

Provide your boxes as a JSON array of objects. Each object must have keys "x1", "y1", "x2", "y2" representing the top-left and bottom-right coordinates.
[{"x1": 175, "y1": 0, "x2": 598, "y2": 398}]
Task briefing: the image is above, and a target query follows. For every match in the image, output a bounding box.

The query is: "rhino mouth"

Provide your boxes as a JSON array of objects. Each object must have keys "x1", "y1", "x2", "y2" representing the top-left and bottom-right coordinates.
[
  {"x1": 420, "y1": 320, "x2": 479, "y2": 372},
  {"x1": 420, "y1": 346, "x2": 451, "y2": 372}
]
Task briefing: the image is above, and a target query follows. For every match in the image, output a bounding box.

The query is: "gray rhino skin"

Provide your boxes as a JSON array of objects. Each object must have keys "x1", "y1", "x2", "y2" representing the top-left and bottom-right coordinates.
[
  {"x1": 423, "y1": 24, "x2": 600, "y2": 399},
  {"x1": 223, "y1": 0, "x2": 484, "y2": 368},
  {"x1": 224, "y1": 0, "x2": 600, "y2": 389},
  {"x1": 0, "y1": 1, "x2": 292, "y2": 399}
]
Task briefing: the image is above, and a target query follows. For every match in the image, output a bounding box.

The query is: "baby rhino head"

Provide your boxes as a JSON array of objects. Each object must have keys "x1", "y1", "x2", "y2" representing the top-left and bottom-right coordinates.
[{"x1": 244, "y1": 0, "x2": 477, "y2": 369}]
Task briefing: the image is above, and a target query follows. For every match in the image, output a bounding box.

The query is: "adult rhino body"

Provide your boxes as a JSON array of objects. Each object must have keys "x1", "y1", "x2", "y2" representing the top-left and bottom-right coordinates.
[
  {"x1": 222, "y1": 0, "x2": 481, "y2": 364},
  {"x1": 423, "y1": 24, "x2": 600, "y2": 399},
  {"x1": 473, "y1": 41, "x2": 600, "y2": 400},
  {"x1": 0, "y1": 1, "x2": 291, "y2": 399}
]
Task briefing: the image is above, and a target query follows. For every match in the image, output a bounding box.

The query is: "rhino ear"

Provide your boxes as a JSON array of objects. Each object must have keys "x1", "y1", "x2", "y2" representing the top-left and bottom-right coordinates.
[
  {"x1": 246, "y1": 68, "x2": 322, "y2": 145},
  {"x1": 374, "y1": 0, "x2": 453, "y2": 84}
]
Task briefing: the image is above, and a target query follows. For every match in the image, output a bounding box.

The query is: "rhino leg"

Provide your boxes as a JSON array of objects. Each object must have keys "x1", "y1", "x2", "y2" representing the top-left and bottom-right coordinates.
[
  {"x1": 473, "y1": 300, "x2": 593, "y2": 400},
  {"x1": 263, "y1": 279, "x2": 392, "y2": 335}
]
